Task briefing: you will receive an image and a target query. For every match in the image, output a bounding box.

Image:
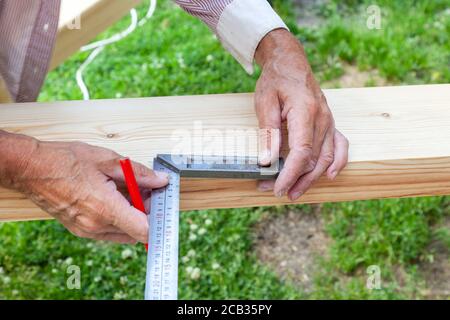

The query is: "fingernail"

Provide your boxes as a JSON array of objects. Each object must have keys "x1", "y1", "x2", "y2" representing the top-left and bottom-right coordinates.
[
  {"x1": 275, "y1": 189, "x2": 286, "y2": 198},
  {"x1": 155, "y1": 171, "x2": 169, "y2": 180},
  {"x1": 290, "y1": 191, "x2": 302, "y2": 201},
  {"x1": 259, "y1": 150, "x2": 271, "y2": 166}
]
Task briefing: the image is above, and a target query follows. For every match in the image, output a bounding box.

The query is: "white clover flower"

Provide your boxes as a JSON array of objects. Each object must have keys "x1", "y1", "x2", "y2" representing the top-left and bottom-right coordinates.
[
  {"x1": 94, "y1": 276, "x2": 102, "y2": 283},
  {"x1": 181, "y1": 256, "x2": 190, "y2": 263},
  {"x1": 51, "y1": 268, "x2": 58, "y2": 274},
  {"x1": 12, "y1": 290, "x2": 19, "y2": 295},
  {"x1": 212, "y1": 262, "x2": 220, "y2": 270},
  {"x1": 190, "y1": 224, "x2": 198, "y2": 231},
  {"x1": 64, "y1": 257, "x2": 73, "y2": 265},
  {"x1": 186, "y1": 266, "x2": 194, "y2": 274},
  {"x1": 189, "y1": 233, "x2": 197, "y2": 241},
  {"x1": 0, "y1": 266, "x2": 4, "y2": 274},
  {"x1": 205, "y1": 219, "x2": 212, "y2": 226},
  {"x1": 114, "y1": 291, "x2": 127, "y2": 300},
  {"x1": 190, "y1": 267, "x2": 201, "y2": 280},
  {"x1": 206, "y1": 55, "x2": 214, "y2": 62},
  {"x1": 121, "y1": 248, "x2": 133, "y2": 259},
  {"x1": 198, "y1": 228, "x2": 207, "y2": 236},
  {"x1": 115, "y1": 92, "x2": 123, "y2": 99},
  {"x1": 3, "y1": 276, "x2": 11, "y2": 284},
  {"x1": 120, "y1": 276, "x2": 128, "y2": 285},
  {"x1": 187, "y1": 249, "x2": 196, "y2": 257},
  {"x1": 86, "y1": 260, "x2": 93, "y2": 267},
  {"x1": 150, "y1": 58, "x2": 164, "y2": 69}
]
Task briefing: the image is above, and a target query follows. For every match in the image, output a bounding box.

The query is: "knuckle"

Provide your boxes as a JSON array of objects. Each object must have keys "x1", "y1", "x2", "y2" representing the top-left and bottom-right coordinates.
[
  {"x1": 65, "y1": 205, "x2": 81, "y2": 221},
  {"x1": 321, "y1": 152, "x2": 335, "y2": 165},
  {"x1": 133, "y1": 163, "x2": 150, "y2": 178},
  {"x1": 81, "y1": 220, "x2": 102, "y2": 234},
  {"x1": 291, "y1": 146, "x2": 314, "y2": 166},
  {"x1": 92, "y1": 201, "x2": 109, "y2": 219},
  {"x1": 306, "y1": 159, "x2": 316, "y2": 172}
]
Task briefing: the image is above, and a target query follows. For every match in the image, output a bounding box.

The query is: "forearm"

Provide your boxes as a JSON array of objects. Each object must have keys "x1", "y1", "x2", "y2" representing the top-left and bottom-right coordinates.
[{"x1": 0, "y1": 130, "x2": 38, "y2": 189}]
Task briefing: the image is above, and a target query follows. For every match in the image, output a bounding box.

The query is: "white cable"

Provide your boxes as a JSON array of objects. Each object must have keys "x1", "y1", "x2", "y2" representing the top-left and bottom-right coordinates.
[
  {"x1": 80, "y1": 8, "x2": 138, "y2": 52},
  {"x1": 75, "y1": 0, "x2": 157, "y2": 100},
  {"x1": 138, "y1": 0, "x2": 157, "y2": 26},
  {"x1": 75, "y1": 46, "x2": 105, "y2": 100}
]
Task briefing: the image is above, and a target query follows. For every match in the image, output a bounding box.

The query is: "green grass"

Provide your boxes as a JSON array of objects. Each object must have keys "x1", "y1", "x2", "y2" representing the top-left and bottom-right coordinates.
[{"x1": 1, "y1": 0, "x2": 449, "y2": 299}]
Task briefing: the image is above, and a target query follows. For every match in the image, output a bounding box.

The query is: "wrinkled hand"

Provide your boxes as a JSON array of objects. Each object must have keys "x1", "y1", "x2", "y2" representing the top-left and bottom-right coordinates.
[
  {"x1": 255, "y1": 29, "x2": 349, "y2": 200},
  {"x1": 15, "y1": 141, "x2": 168, "y2": 243}
]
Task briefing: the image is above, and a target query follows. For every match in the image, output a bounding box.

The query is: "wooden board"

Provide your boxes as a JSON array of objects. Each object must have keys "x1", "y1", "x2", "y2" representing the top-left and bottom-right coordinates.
[
  {"x1": 51, "y1": 0, "x2": 143, "y2": 70},
  {"x1": 1, "y1": 84, "x2": 450, "y2": 221}
]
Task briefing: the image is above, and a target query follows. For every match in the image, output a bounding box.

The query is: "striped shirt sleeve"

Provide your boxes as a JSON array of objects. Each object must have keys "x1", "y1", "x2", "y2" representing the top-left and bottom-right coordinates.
[{"x1": 174, "y1": 0, "x2": 288, "y2": 74}]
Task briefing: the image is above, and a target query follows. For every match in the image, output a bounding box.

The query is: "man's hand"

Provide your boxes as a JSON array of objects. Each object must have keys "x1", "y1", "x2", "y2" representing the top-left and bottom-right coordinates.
[
  {"x1": 1, "y1": 133, "x2": 168, "y2": 243},
  {"x1": 255, "y1": 29, "x2": 349, "y2": 200}
]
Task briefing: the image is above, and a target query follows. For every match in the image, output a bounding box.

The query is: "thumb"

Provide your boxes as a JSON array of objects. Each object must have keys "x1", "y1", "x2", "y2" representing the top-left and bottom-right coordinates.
[
  {"x1": 256, "y1": 92, "x2": 282, "y2": 166},
  {"x1": 108, "y1": 191, "x2": 150, "y2": 243},
  {"x1": 99, "y1": 158, "x2": 169, "y2": 189}
]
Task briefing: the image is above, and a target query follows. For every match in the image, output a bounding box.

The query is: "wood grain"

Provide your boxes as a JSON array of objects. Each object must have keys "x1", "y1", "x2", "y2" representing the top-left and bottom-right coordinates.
[
  {"x1": 51, "y1": 0, "x2": 143, "y2": 70},
  {"x1": 1, "y1": 84, "x2": 450, "y2": 221}
]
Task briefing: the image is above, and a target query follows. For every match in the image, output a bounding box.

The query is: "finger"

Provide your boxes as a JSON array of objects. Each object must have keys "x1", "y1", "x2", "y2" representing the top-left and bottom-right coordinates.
[
  {"x1": 274, "y1": 106, "x2": 314, "y2": 197},
  {"x1": 311, "y1": 110, "x2": 333, "y2": 161},
  {"x1": 74, "y1": 214, "x2": 124, "y2": 234},
  {"x1": 96, "y1": 232, "x2": 137, "y2": 244},
  {"x1": 287, "y1": 130, "x2": 335, "y2": 200},
  {"x1": 107, "y1": 191, "x2": 149, "y2": 243},
  {"x1": 258, "y1": 128, "x2": 281, "y2": 166},
  {"x1": 255, "y1": 90, "x2": 282, "y2": 166},
  {"x1": 99, "y1": 158, "x2": 169, "y2": 189},
  {"x1": 327, "y1": 130, "x2": 349, "y2": 180},
  {"x1": 67, "y1": 225, "x2": 137, "y2": 244}
]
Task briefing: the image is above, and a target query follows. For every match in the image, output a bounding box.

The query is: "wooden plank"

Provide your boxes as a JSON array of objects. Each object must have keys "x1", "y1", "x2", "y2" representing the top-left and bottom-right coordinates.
[
  {"x1": 0, "y1": 76, "x2": 12, "y2": 103},
  {"x1": 51, "y1": 0, "x2": 143, "y2": 70},
  {"x1": 1, "y1": 84, "x2": 450, "y2": 222}
]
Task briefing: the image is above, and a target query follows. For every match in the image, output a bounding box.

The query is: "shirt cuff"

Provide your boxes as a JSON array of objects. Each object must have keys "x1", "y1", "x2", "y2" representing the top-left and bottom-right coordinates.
[{"x1": 216, "y1": 0, "x2": 288, "y2": 74}]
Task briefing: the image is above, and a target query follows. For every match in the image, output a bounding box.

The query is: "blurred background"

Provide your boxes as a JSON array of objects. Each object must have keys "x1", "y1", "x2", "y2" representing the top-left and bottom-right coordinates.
[{"x1": 0, "y1": 0, "x2": 449, "y2": 299}]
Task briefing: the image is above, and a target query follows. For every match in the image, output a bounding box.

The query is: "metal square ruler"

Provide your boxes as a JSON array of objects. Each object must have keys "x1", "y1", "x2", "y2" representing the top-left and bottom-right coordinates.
[{"x1": 144, "y1": 154, "x2": 283, "y2": 300}]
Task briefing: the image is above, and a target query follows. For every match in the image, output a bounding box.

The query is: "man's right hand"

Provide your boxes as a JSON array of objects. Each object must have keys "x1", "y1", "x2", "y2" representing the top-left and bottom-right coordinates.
[{"x1": 0, "y1": 132, "x2": 168, "y2": 244}]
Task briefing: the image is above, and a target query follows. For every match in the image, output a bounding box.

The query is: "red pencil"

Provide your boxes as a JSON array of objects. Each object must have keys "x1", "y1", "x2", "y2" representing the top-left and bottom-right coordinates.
[{"x1": 119, "y1": 158, "x2": 148, "y2": 251}]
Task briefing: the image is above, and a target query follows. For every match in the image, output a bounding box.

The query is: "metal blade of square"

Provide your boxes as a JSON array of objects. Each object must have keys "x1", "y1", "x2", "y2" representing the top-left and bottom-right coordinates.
[{"x1": 144, "y1": 154, "x2": 283, "y2": 300}]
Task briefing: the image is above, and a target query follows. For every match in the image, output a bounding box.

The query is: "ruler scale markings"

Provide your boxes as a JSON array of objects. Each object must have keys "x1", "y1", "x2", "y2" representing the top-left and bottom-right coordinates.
[
  {"x1": 145, "y1": 158, "x2": 180, "y2": 300},
  {"x1": 144, "y1": 154, "x2": 282, "y2": 300}
]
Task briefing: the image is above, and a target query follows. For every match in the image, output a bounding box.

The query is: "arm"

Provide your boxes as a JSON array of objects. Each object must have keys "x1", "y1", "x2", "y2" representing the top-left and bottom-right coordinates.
[
  {"x1": 254, "y1": 29, "x2": 348, "y2": 199},
  {"x1": 0, "y1": 130, "x2": 168, "y2": 243},
  {"x1": 175, "y1": 0, "x2": 349, "y2": 199}
]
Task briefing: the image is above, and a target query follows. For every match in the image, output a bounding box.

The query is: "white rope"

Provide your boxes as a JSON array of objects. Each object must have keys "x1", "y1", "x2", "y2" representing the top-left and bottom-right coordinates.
[{"x1": 75, "y1": 0, "x2": 157, "y2": 100}]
